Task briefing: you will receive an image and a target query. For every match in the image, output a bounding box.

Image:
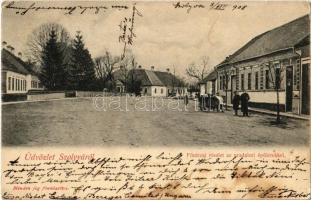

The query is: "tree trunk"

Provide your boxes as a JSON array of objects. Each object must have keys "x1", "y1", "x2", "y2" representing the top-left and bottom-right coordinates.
[
  {"x1": 276, "y1": 88, "x2": 280, "y2": 123},
  {"x1": 225, "y1": 88, "x2": 228, "y2": 110}
]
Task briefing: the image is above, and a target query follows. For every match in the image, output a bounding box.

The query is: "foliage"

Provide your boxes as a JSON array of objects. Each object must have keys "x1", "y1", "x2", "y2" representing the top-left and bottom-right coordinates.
[
  {"x1": 40, "y1": 29, "x2": 67, "y2": 90},
  {"x1": 26, "y1": 23, "x2": 71, "y2": 73},
  {"x1": 68, "y1": 32, "x2": 96, "y2": 90}
]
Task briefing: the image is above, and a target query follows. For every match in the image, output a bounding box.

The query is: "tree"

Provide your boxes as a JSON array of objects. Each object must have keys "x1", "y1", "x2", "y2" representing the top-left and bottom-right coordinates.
[
  {"x1": 26, "y1": 23, "x2": 71, "y2": 73},
  {"x1": 222, "y1": 67, "x2": 233, "y2": 110},
  {"x1": 266, "y1": 62, "x2": 285, "y2": 123},
  {"x1": 186, "y1": 56, "x2": 210, "y2": 82},
  {"x1": 69, "y1": 31, "x2": 96, "y2": 90},
  {"x1": 40, "y1": 29, "x2": 67, "y2": 90},
  {"x1": 126, "y1": 57, "x2": 141, "y2": 95},
  {"x1": 118, "y1": 50, "x2": 137, "y2": 92},
  {"x1": 94, "y1": 51, "x2": 120, "y2": 91}
]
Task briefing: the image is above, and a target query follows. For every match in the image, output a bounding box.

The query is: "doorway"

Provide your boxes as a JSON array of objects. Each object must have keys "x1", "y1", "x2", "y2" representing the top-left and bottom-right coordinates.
[
  {"x1": 301, "y1": 63, "x2": 310, "y2": 115},
  {"x1": 231, "y1": 75, "x2": 236, "y2": 103},
  {"x1": 286, "y1": 66, "x2": 293, "y2": 112}
]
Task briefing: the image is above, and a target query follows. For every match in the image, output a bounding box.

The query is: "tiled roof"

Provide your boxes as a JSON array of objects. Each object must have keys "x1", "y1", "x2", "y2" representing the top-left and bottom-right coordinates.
[
  {"x1": 113, "y1": 68, "x2": 185, "y2": 87},
  {"x1": 2, "y1": 49, "x2": 30, "y2": 75},
  {"x1": 219, "y1": 14, "x2": 310, "y2": 65},
  {"x1": 154, "y1": 71, "x2": 185, "y2": 87},
  {"x1": 144, "y1": 70, "x2": 164, "y2": 86}
]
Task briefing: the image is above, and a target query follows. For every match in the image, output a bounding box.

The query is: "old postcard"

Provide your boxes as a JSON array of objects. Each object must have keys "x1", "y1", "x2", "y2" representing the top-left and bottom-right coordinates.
[{"x1": 1, "y1": 1, "x2": 310, "y2": 199}]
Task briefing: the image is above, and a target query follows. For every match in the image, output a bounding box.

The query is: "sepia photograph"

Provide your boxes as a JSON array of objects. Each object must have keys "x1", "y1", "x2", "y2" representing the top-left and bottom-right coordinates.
[
  {"x1": 1, "y1": 1, "x2": 310, "y2": 199},
  {"x1": 1, "y1": 1, "x2": 310, "y2": 147}
]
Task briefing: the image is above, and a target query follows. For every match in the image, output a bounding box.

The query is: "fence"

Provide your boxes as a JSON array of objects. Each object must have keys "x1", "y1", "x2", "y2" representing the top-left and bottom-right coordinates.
[{"x1": 27, "y1": 92, "x2": 65, "y2": 101}]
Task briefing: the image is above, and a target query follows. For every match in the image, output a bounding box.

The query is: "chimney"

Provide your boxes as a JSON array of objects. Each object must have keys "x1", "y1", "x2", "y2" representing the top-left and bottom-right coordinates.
[
  {"x1": 166, "y1": 68, "x2": 170, "y2": 73},
  {"x1": 7, "y1": 45, "x2": 15, "y2": 54},
  {"x1": 2, "y1": 41, "x2": 7, "y2": 48},
  {"x1": 151, "y1": 66, "x2": 154, "y2": 70}
]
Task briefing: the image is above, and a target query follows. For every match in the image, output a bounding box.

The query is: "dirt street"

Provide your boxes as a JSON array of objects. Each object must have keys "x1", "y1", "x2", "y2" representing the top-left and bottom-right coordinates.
[{"x1": 2, "y1": 97, "x2": 309, "y2": 147}]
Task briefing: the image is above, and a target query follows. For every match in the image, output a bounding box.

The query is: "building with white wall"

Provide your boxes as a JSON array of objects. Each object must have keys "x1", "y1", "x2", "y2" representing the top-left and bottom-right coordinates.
[
  {"x1": 215, "y1": 15, "x2": 309, "y2": 115},
  {"x1": 114, "y1": 67, "x2": 187, "y2": 97},
  {"x1": 2, "y1": 48, "x2": 43, "y2": 96},
  {"x1": 199, "y1": 70, "x2": 217, "y2": 96}
]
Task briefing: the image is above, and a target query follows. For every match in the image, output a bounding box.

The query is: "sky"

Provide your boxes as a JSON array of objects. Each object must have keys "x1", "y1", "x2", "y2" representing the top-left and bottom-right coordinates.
[{"x1": 1, "y1": 1, "x2": 310, "y2": 79}]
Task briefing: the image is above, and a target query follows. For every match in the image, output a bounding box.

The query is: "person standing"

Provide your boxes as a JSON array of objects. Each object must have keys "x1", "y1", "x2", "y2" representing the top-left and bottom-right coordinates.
[
  {"x1": 184, "y1": 94, "x2": 189, "y2": 111},
  {"x1": 240, "y1": 91, "x2": 250, "y2": 116},
  {"x1": 232, "y1": 91, "x2": 240, "y2": 116}
]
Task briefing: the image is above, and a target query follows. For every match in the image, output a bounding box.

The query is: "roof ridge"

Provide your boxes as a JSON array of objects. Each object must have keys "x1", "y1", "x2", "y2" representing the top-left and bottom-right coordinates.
[
  {"x1": 2, "y1": 48, "x2": 31, "y2": 75},
  {"x1": 144, "y1": 70, "x2": 164, "y2": 86},
  {"x1": 217, "y1": 14, "x2": 309, "y2": 66}
]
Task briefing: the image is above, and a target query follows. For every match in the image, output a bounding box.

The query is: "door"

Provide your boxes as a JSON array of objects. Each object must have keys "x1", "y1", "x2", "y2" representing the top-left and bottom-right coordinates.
[
  {"x1": 301, "y1": 64, "x2": 310, "y2": 115},
  {"x1": 231, "y1": 75, "x2": 236, "y2": 103},
  {"x1": 286, "y1": 66, "x2": 293, "y2": 112}
]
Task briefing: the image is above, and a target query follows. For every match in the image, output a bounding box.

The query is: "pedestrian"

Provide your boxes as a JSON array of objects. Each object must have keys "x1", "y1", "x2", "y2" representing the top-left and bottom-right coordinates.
[
  {"x1": 184, "y1": 94, "x2": 189, "y2": 111},
  {"x1": 240, "y1": 91, "x2": 250, "y2": 117},
  {"x1": 215, "y1": 93, "x2": 224, "y2": 112},
  {"x1": 232, "y1": 91, "x2": 240, "y2": 116}
]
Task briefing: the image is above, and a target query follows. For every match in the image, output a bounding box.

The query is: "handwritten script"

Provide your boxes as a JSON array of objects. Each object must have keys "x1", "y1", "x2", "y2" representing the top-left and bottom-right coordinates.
[
  {"x1": 173, "y1": 1, "x2": 247, "y2": 13},
  {"x1": 3, "y1": 1, "x2": 129, "y2": 15},
  {"x1": 2, "y1": 150, "x2": 310, "y2": 199}
]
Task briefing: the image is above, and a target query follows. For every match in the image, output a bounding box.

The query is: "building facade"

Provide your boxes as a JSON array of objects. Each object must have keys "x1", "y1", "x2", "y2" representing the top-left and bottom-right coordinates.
[
  {"x1": 114, "y1": 67, "x2": 187, "y2": 97},
  {"x1": 199, "y1": 70, "x2": 217, "y2": 96},
  {"x1": 2, "y1": 48, "x2": 44, "y2": 96},
  {"x1": 215, "y1": 15, "x2": 310, "y2": 115}
]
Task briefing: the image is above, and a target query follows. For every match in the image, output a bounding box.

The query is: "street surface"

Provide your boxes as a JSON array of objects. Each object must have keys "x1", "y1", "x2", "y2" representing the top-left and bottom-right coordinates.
[{"x1": 2, "y1": 97, "x2": 309, "y2": 147}]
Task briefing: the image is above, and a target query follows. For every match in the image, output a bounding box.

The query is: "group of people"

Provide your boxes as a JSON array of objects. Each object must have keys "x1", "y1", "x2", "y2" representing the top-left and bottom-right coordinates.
[
  {"x1": 232, "y1": 91, "x2": 250, "y2": 116},
  {"x1": 198, "y1": 94, "x2": 224, "y2": 112}
]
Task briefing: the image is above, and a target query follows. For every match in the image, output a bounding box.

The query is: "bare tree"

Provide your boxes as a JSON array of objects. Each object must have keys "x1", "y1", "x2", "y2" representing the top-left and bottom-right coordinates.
[
  {"x1": 94, "y1": 51, "x2": 120, "y2": 90},
  {"x1": 266, "y1": 62, "x2": 285, "y2": 123},
  {"x1": 25, "y1": 23, "x2": 71, "y2": 72},
  {"x1": 186, "y1": 56, "x2": 210, "y2": 82},
  {"x1": 118, "y1": 50, "x2": 137, "y2": 92}
]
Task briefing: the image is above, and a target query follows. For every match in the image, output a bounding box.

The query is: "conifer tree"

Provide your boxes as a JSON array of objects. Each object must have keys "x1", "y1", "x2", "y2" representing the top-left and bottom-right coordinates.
[
  {"x1": 69, "y1": 32, "x2": 96, "y2": 90},
  {"x1": 40, "y1": 29, "x2": 67, "y2": 90}
]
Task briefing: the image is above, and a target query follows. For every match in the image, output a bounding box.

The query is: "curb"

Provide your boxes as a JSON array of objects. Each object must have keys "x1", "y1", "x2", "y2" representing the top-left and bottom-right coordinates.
[{"x1": 224, "y1": 104, "x2": 310, "y2": 121}]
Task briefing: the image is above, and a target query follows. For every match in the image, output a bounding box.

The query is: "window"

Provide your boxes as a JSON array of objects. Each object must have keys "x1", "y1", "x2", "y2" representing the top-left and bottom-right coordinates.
[
  {"x1": 236, "y1": 69, "x2": 239, "y2": 90},
  {"x1": 17, "y1": 79, "x2": 20, "y2": 91},
  {"x1": 12, "y1": 78, "x2": 15, "y2": 91},
  {"x1": 255, "y1": 72, "x2": 259, "y2": 90},
  {"x1": 260, "y1": 67, "x2": 264, "y2": 89},
  {"x1": 161, "y1": 88, "x2": 163, "y2": 94},
  {"x1": 296, "y1": 59, "x2": 300, "y2": 90},
  {"x1": 265, "y1": 70, "x2": 270, "y2": 89},
  {"x1": 223, "y1": 75, "x2": 227, "y2": 90},
  {"x1": 241, "y1": 74, "x2": 244, "y2": 90},
  {"x1": 8, "y1": 77, "x2": 11, "y2": 90},
  {"x1": 248, "y1": 73, "x2": 252, "y2": 90},
  {"x1": 212, "y1": 81, "x2": 216, "y2": 95},
  {"x1": 25, "y1": 80, "x2": 27, "y2": 91},
  {"x1": 154, "y1": 88, "x2": 157, "y2": 94}
]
